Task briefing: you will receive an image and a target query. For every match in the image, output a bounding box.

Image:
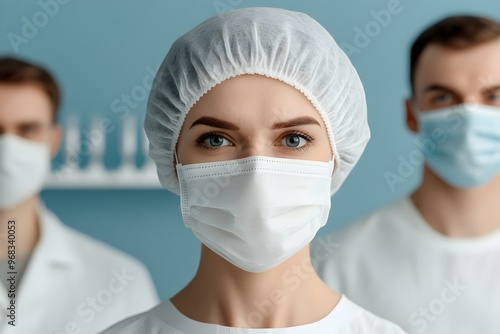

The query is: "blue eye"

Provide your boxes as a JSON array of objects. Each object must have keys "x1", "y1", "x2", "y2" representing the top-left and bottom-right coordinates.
[
  {"x1": 280, "y1": 134, "x2": 309, "y2": 148},
  {"x1": 198, "y1": 134, "x2": 231, "y2": 148}
]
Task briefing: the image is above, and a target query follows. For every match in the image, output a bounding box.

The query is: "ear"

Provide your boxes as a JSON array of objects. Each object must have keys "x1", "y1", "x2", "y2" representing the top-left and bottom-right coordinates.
[
  {"x1": 405, "y1": 99, "x2": 418, "y2": 133},
  {"x1": 50, "y1": 125, "x2": 62, "y2": 158}
]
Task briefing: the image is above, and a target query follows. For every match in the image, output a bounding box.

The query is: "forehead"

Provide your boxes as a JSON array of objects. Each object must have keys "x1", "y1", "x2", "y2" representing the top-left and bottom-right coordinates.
[
  {"x1": 185, "y1": 74, "x2": 323, "y2": 124},
  {"x1": 0, "y1": 83, "x2": 53, "y2": 125},
  {"x1": 414, "y1": 38, "x2": 500, "y2": 93}
]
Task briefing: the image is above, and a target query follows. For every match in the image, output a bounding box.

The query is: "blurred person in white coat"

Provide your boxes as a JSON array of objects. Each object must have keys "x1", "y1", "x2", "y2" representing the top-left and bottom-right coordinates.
[
  {"x1": 313, "y1": 15, "x2": 500, "y2": 334},
  {"x1": 0, "y1": 57, "x2": 159, "y2": 334}
]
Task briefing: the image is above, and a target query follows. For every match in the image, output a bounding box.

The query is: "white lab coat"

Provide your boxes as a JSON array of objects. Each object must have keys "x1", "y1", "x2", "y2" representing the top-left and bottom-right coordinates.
[
  {"x1": 312, "y1": 197, "x2": 500, "y2": 334},
  {"x1": 0, "y1": 203, "x2": 159, "y2": 334}
]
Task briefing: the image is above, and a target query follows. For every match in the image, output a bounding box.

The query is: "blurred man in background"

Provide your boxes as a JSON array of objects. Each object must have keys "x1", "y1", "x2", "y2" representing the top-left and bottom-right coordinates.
[
  {"x1": 313, "y1": 15, "x2": 500, "y2": 334},
  {"x1": 0, "y1": 57, "x2": 159, "y2": 333}
]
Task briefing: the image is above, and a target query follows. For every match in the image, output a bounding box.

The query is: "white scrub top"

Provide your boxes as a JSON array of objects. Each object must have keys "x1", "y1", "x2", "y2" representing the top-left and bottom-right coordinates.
[
  {"x1": 99, "y1": 295, "x2": 405, "y2": 333},
  {"x1": 312, "y1": 197, "x2": 500, "y2": 334},
  {"x1": 0, "y1": 203, "x2": 159, "y2": 334}
]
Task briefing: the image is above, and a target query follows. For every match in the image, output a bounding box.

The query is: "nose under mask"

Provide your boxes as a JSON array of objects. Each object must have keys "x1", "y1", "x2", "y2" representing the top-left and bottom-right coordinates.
[
  {"x1": 176, "y1": 155, "x2": 334, "y2": 272},
  {"x1": 417, "y1": 103, "x2": 500, "y2": 188}
]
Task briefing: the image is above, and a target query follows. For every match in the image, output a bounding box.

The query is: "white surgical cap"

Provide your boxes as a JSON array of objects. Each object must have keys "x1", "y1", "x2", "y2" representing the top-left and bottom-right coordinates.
[{"x1": 145, "y1": 7, "x2": 370, "y2": 196}]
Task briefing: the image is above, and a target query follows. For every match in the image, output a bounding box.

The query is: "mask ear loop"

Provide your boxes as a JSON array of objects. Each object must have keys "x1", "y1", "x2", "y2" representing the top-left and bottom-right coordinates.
[{"x1": 174, "y1": 150, "x2": 179, "y2": 166}]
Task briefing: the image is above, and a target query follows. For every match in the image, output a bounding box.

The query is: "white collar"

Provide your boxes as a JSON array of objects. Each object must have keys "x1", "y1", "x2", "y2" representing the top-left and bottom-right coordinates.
[
  {"x1": 148, "y1": 295, "x2": 360, "y2": 333},
  {"x1": 402, "y1": 197, "x2": 500, "y2": 252},
  {"x1": 31, "y1": 201, "x2": 79, "y2": 269}
]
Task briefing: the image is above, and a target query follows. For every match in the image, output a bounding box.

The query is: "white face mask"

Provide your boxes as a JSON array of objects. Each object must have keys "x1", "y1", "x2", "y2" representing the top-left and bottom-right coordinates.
[
  {"x1": 176, "y1": 156, "x2": 334, "y2": 273},
  {"x1": 0, "y1": 134, "x2": 51, "y2": 209}
]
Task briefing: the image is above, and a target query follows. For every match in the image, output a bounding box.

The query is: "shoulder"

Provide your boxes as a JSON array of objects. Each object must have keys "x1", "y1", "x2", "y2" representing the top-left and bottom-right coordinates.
[
  {"x1": 41, "y1": 209, "x2": 159, "y2": 303},
  {"x1": 99, "y1": 304, "x2": 174, "y2": 334},
  {"x1": 45, "y1": 209, "x2": 150, "y2": 275},
  {"x1": 339, "y1": 197, "x2": 411, "y2": 239},
  {"x1": 71, "y1": 230, "x2": 145, "y2": 270},
  {"x1": 313, "y1": 197, "x2": 411, "y2": 254},
  {"x1": 336, "y1": 297, "x2": 407, "y2": 334},
  {"x1": 311, "y1": 197, "x2": 412, "y2": 284}
]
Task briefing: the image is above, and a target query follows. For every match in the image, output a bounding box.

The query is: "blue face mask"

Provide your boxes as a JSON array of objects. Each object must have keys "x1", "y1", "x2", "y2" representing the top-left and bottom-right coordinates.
[{"x1": 418, "y1": 103, "x2": 500, "y2": 188}]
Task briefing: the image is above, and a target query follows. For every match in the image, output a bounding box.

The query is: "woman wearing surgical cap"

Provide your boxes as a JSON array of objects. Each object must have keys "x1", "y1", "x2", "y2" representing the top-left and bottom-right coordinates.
[{"x1": 101, "y1": 7, "x2": 406, "y2": 334}]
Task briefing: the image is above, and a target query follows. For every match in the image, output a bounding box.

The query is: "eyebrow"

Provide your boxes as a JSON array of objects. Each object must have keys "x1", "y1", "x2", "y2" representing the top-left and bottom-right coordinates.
[
  {"x1": 190, "y1": 117, "x2": 240, "y2": 130},
  {"x1": 18, "y1": 121, "x2": 44, "y2": 129},
  {"x1": 482, "y1": 85, "x2": 500, "y2": 93},
  {"x1": 424, "y1": 84, "x2": 458, "y2": 94},
  {"x1": 190, "y1": 116, "x2": 321, "y2": 130},
  {"x1": 424, "y1": 84, "x2": 500, "y2": 95},
  {"x1": 272, "y1": 116, "x2": 321, "y2": 129}
]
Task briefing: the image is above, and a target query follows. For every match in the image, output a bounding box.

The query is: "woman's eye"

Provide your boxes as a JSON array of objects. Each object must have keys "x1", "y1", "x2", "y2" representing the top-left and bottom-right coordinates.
[
  {"x1": 200, "y1": 134, "x2": 231, "y2": 147},
  {"x1": 280, "y1": 134, "x2": 309, "y2": 148}
]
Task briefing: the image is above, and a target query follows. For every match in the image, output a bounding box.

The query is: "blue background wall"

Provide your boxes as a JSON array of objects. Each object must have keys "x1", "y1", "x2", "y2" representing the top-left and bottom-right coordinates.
[{"x1": 1, "y1": 0, "x2": 499, "y2": 300}]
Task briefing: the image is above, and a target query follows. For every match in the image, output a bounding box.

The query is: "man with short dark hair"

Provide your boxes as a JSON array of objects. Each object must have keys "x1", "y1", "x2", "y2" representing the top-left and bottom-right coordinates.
[
  {"x1": 313, "y1": 15, "x2": 500, "y2": 334},
  {"x1": 0, "y1": 57, "x2": 159, "y2": 333}
]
